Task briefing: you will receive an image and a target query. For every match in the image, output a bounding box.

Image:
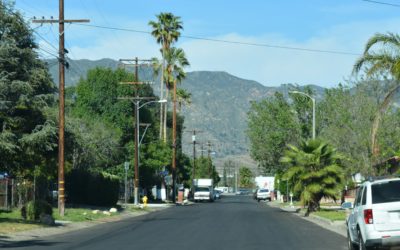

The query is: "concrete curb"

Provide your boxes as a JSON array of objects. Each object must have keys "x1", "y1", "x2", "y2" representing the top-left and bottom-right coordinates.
[{"x1": 266, "y1": 202, "x2": 347, "y2": 237}]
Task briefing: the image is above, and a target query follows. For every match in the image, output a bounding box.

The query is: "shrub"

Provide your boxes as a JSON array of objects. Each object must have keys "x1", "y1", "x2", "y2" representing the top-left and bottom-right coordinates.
[
  {"x1": 66, "y1": 169, "x2": 120, "y2": 206},
  {"x1": 21, "y1": 200, "x2": 53, "y2": 221}
]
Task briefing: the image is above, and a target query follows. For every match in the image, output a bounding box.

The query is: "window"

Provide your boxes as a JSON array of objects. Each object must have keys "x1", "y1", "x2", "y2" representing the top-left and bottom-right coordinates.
[
  {"x1": 355, "y1": 186, "x2": 363, "y2": 207},
  {"x1": 195, "y1": 187, "x2": 210, "y2": 192},
  {"x1": 361, "y1": 186, "x2": 367, "y2": 205},
  {"x1": 372, "y1": 180, "x2": 400, "y2": 204}
]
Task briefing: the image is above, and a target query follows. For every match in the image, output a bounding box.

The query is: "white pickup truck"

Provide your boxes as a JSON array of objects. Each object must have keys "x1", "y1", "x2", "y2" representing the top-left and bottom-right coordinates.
[{"x1": 193, "y1": 179, "x2": 214, "y2": 202}]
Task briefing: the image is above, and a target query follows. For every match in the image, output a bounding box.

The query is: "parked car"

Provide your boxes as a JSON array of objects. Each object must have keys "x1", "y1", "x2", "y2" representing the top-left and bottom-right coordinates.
[
  {"x1": 346, "y1": 177, "x2": 400, "y2": 250},
  {"x1": 253, "y1": 189, "x2": 258, "y2": 200},
  {"x1": 213, "y1": 190, "x2": 222, "y2": 199},
  {"x1": 256, "y1": 188, "x2": 271, "y2": 202}
]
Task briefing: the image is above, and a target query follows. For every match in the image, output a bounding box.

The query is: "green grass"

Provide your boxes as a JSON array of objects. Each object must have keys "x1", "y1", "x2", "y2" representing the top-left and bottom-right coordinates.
[
  {"x1": 0, "y1": 209, "x2": 45, "y2": 234},
  {"x1": 313, "y1": 209, "x2": 347, "y2": 221},
  {"x1": 53, "y1": 208, "x2": 119, "y2": 222}
]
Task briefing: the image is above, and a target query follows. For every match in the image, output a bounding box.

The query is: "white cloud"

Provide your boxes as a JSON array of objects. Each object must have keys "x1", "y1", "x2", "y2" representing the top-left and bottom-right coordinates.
[{"x1": 36, "y1": 16, "x2": 400, "y2": 88}]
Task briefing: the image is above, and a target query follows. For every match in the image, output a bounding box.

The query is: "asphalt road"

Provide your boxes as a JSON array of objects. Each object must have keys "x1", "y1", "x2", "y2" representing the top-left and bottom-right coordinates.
[{"x1": 1, "y1": 195, "x2": 347, "y2": 250}]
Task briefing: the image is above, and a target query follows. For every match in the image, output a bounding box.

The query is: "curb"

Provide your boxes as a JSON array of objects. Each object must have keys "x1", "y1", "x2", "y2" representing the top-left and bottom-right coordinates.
[{"x1": 266, "y1": 202, "x2": 347, "y2": 237}]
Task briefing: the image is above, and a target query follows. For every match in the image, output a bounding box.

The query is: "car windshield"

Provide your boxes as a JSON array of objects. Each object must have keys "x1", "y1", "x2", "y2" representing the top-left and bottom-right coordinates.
[
  {"x1": 259, "y1": 189, "x2": 269, "y2": 193},
  {"x1": 195, "y1": 187, "x2": 210, "y2": 192},
  {"x1": 372, "y1": 180, "x2": 400, "y2": 204}
]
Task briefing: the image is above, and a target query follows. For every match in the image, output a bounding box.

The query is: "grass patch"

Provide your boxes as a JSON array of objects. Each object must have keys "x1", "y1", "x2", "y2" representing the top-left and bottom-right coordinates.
[
  {"x1": 313, "y1": 209, "x2": 347, "y2": 221},
  {"x1": 53, "y1": 208, "x2": 119, "y2": 222},
  {"x1": 0, "y1": 209, "x2": 45, "y2": 234}
]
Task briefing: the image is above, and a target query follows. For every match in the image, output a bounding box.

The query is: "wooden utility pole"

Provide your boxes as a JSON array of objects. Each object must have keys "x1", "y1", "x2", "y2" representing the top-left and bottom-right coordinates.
[
  {"x1": 172, "y1": 79, "x2": 177, "y2": 203},
  {"x1": 119, "y1": 58, "x2": 156, "y2": 205},
  {"x1": 207, "y1": 141, "x2": 212, "y2": 175},
  {"x1": 32, "y1": 0, "x2": 89, "y2": 216}
]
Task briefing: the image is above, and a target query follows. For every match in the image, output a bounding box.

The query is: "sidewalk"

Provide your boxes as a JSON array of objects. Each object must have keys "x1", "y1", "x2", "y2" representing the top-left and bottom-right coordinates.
[
  {"x1": 266, "y1": 201, "x2": 347, "y2": 237},
  {"x1": 1, "y1": 203, "x2": 173, "y2": 242}
]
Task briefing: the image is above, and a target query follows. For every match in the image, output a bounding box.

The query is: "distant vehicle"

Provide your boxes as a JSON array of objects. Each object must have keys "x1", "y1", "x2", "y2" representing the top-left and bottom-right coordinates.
[
  {"x1": 256, "y1": 189, "x2": 271, "y2": 202},
  {"x1": 193, "y1": 179, "x2": 214, "y2": 202},
  {"x1": 215, "y1": 187, "x2": 228, "y2": 193},
  {"x1": 253, "y1": 189, "x2": 258, "y2": 200},
  {"x1": 213, "y1": 190, "x2": 221, "y2": 199},
  {"x1": 346, "y1": 177, "x2": 400, "y2": 250}
]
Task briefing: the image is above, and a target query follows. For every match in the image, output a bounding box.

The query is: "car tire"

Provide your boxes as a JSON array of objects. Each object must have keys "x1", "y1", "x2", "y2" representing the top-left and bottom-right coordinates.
[
  {"x1": 257, "y1": 199, "x2": 260, "y2": 202},
  {"x1": 357, "y1": 229, "x2": 368, "y2": 250},
  {"x1": 347, "y1": 229, "x2": 356, "y2": 250}
]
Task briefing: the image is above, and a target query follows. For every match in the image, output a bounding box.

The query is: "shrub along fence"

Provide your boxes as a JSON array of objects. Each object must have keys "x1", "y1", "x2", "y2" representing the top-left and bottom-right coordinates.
[{"x1": 66, "y1": 169, "x2": 120, "y2": 207}]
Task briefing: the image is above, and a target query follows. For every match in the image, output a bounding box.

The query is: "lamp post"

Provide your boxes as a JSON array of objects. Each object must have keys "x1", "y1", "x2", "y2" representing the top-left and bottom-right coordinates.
[
  {"x1": 133, "y1": 99, "x2": 167, "y2": 206},
  {"x1": 289, "y1": 91, "x2": 316, "y2": 139}
]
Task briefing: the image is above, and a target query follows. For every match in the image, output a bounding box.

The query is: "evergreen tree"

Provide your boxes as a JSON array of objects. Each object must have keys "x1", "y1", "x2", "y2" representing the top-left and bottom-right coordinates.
[{"x1": 0, "y1": 2, "x2": 56, "y2": 175}]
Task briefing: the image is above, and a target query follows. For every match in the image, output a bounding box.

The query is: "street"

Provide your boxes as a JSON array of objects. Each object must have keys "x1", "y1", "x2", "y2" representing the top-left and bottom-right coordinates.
[{"x1": 1, "y1": 195, "x2": 347, "y2": 250}]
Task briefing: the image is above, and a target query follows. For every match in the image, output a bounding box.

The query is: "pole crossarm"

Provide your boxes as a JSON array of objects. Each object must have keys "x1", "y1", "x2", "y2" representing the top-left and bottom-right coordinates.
[
  {"x1": 118, "y1": 97, "x2": 157, "y2": 101},
  {"x1": 119, "y1": 81, "x2": 154, "y2": 85},
  {"x1": 32, "y1": 19, "x2": 90, "y2": 24}
]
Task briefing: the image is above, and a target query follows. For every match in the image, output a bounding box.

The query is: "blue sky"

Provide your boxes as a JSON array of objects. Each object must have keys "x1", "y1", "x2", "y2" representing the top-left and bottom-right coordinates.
[{"x1": 14, "y1": 0, "x2": 400, "y2": 87}]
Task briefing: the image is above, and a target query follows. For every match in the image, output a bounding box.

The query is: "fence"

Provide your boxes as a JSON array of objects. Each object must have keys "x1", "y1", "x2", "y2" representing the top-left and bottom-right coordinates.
[{"x1": 0, "y1": 178, "x2": 34, "y2": 210}]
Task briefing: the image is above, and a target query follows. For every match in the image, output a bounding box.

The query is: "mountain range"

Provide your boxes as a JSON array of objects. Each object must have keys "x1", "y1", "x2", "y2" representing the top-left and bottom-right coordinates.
[{"x1": 45, "y1": 58, "x2": 325, "y2": 173}]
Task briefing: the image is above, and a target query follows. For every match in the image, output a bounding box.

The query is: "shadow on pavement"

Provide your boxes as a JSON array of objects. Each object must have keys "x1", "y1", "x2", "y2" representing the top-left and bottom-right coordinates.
[{"x1": 0, "y1": 239, "x2": 62, "y2": 248}]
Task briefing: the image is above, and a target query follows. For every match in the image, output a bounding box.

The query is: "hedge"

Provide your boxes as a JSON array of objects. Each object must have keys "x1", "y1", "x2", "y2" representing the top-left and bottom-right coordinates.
[{"x1": 66, "y1": 169, "x2": 120, "y2": 206}]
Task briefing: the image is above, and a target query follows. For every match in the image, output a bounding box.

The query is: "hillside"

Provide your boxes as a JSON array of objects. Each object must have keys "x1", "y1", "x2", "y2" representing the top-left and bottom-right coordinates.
[{"x1": 45, "y1": 58, "x2": 325, "y2": 173}]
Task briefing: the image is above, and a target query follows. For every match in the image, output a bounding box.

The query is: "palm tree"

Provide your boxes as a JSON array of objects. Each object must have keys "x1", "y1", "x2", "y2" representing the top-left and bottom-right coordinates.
[
  {"x1": 165, "y1": 47, "x2": 189, "y2": 202},
  {"x1": 353, "y1": 32, "x2": 400, "y2": 161},
  {"x1": 280, "y1": 139, "x2": 345, "y2": 216},
  {"x1": 149, "y1": 13, "x2": 183, "y2": 141},
  {"x1": 176, "y1": 88, "x2": 192, "y2": 111}
]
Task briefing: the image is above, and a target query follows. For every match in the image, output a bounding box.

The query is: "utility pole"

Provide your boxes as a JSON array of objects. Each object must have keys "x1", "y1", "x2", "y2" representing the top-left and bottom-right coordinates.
[
  {"x1": 207, "y1": 141, "x2": 212, "y2": 176},
  {"x1": 119, "y1": 57, "x2": 156, "y2": 206},
  {"x1": 172, "y1": 79, "x2": 177, "y2": 203},
  {"x1": 185, "y1": 130, "x2": 203, "y2": 181},
  {"x1": 32, "y1": 1, "x2": 89, "y2": 216}
]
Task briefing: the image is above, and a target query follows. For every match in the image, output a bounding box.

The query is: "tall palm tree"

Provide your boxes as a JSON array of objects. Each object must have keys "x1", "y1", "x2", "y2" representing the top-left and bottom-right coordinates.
[
  {"x1": 149, "y1": 13, "x2": 183, "y2": 141},
  {"x1": 353, "y1": 32, "x2": 400, "y2": 161},
  {"x1": 280, "y1": 139, "x2": 345, "y2": 216},
  {"x1": 165, "y1": 47, "x2": 189, "y2": 202}
]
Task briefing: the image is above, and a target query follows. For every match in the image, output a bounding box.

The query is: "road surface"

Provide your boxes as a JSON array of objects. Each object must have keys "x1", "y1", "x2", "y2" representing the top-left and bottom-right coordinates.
[{"x1": 1, "y1": 195, "x2": 347, "y2": 250}]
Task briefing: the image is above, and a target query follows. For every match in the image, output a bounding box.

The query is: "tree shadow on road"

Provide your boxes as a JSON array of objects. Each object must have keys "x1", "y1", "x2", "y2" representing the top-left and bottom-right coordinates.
[{"x1": 0, "y1": 238, "x2": 62, "y2": 248}]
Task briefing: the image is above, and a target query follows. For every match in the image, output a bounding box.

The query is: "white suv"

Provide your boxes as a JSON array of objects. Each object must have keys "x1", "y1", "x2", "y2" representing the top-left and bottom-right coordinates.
[
  {"x1": 256, "y1": 188, "x2": 271, "y2": 202},
  {"x1": 346, "y1": 177, "x2": 400, "y2": 250}
]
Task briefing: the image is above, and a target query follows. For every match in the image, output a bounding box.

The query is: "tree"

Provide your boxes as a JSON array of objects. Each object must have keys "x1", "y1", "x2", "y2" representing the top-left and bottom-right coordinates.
[
  {"x1": 353, "y1": 32, "x2": 400, "y2": 161},
  {"x1": 193, "y1": 156, "x2": 220, "y2": 185},
  {"x1": 176, "y1": 88, "x2": 192, "y2": 111},
  {"x1": 247, "y1": 92, "x2": 300, "y2": 174},
  {"x1": 280, "y1": 139, "x2": 345, "y2": 216},
  {"x1": 289, "y1": 86, "x2": 315, "y2": 139},
  {"x1": 149, "y1": 13, "x2": 183, "y2": 141},
  {"x1": 239, "y1": 167, "x2": 253, "y2": 188},
  {"x1": 0, "y1": 2, "x2": 56, "y2": 176},
  {"x1": 317, "y1": 83, "x2": 375, "y2": 175}
]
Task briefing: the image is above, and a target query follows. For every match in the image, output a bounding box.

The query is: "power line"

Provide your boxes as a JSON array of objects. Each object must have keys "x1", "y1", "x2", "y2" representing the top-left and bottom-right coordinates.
[
  {"x1": 362, "y1": 0, "x2": 400, "y2": 7},
  {"x1": 72, "y1": 23, "x2": 360, "y2": 56}
]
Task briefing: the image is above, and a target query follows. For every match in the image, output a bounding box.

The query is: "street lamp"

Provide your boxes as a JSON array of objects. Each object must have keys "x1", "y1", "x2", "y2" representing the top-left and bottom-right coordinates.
[
  {"x1": 289, "y1": 91, "x2": 316, "y2": 139},
  {"x1": 133, "y1": 99, "x2": 167, "y2": 206}
]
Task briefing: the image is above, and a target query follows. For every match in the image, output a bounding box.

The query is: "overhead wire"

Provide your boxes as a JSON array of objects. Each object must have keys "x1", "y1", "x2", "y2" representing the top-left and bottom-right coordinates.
[
  {"x1": 0, "y1": 2, "x2": 61, "y2": 61},
  {"x1": 72, "y1": 23, "x2": 361, "y2": 56},
  {"x1": 361, "y1": 0, "x2": 400, "y2": 7}
]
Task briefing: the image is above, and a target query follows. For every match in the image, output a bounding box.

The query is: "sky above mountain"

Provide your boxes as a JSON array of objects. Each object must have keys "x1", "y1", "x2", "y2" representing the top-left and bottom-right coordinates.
[{"x1": 14, "y1": 0, "x2": 400, "y2": 88}]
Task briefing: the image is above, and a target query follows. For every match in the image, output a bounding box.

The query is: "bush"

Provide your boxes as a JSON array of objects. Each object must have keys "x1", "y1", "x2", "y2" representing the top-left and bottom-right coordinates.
[
  {"x1": 21, "y1": 200, "x2": 53, "y2": 221},
  {"x1": 66, "y1": 169, "x2": 120, "y2": 207}
]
